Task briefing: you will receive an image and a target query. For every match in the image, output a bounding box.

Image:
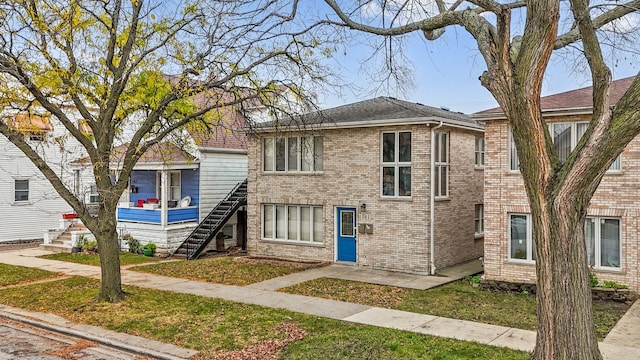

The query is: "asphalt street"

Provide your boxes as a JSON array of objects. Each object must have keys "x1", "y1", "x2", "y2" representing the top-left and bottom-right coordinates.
[{"x1": 0, "y1": 317, "x2": 149, "y2": 360}]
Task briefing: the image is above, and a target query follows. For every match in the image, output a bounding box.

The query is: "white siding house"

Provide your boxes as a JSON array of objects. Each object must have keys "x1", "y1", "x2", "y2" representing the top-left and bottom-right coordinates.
[{"x1": 0, "y1": 113, "x2": 91, "y2": 242}]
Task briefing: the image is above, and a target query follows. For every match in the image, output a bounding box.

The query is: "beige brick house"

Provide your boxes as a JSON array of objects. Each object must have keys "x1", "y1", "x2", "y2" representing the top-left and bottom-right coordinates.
[
  {"x1": 474, "y1": 77, "x2": 640, "y2": 291},
  {"x1": 246, "y1": 97, "x2": 484, "y2": 274}
]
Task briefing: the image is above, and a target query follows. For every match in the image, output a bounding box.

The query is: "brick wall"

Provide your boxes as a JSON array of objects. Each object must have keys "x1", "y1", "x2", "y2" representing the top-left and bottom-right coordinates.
[
  {"x1": 484, "y1": 117, "x2": 640, "y2": 291},
  {"x1": 247, "y1": 123, "x2": 483, "y2": 274}
]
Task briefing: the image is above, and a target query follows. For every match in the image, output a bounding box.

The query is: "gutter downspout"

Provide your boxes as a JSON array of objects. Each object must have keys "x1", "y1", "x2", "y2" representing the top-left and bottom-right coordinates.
[{"x1": 429, "y1": 121, "x2": 443, "y2": 275}]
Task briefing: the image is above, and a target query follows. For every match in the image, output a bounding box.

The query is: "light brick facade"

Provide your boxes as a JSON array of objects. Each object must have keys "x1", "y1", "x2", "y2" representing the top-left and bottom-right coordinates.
[
  {"x1": 483, "y1": 115, "x2": 640, "y2": 291},
  {"x1": 247, "y1": 122, "x2": 484, "y2": 274}
]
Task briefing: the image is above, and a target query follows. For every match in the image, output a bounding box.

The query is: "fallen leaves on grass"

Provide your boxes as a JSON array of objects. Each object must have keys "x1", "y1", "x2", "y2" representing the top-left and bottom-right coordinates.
[
  {"x1": 131, "y1": 256, "x2": 328, "y2": 286},
  {"x1": 194, "y1": 321, "x2": 307, "y2": 360}
]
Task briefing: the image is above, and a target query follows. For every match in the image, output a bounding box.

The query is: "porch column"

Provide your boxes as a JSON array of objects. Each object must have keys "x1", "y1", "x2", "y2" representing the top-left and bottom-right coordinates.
[{"x1": 161, "y1": 170, "x2": 168, "y2": 228}]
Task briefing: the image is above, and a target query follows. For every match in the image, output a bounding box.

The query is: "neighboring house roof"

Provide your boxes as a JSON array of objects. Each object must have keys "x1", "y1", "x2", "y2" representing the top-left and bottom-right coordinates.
[
  {"x1": 253, "y1": 96, "x2": 483, "y2": 132},
  {"x1": 188, "y1": 91, "x2": 248, "y2": 151},
  {"x1": 72, "y1": 142, "x2": 198, "y2": 170},
  {"x1": 474, "y1": 77, "x2": 635, "y2": 118},
  {"x1": 7, "y1": 114, "x2": 53, "y2": 132}
]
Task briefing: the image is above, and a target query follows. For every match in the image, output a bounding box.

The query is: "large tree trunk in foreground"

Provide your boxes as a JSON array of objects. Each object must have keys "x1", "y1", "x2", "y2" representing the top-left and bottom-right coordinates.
[
  {"x1": 94, "y1": 207, "x2": 125, "y2": 302},
  {"x1": 531, "y1": 204, "x2": 600, "y2": 360}
]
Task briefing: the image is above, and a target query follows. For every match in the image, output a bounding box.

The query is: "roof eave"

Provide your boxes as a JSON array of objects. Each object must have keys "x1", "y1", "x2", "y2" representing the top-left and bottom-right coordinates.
[
  {"x1": 473, "y1": 106, "x2": 595, "y2": 121},
  {"x1": 251, "y1": 116, "x2": 483, "y2": 133}
]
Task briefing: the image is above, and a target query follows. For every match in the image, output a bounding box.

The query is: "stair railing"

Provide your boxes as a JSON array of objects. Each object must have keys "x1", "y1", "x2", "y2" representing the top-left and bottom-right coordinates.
[{"x1": 178, "y1": 178, "x2": 247, "y2": 259}]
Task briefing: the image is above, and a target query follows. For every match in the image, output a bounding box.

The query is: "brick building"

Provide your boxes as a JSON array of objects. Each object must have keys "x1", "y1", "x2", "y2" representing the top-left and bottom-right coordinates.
[
  {"x1": 475, "y1": 77, "x2": 640, "y2": 290},
  {"x1": 246, "y1": 97, "x2": 484, "y2": 274}
]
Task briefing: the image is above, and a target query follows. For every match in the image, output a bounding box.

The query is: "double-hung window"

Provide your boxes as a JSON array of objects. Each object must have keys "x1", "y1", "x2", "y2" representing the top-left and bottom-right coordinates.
[
  {"x1": 508, "y1": 213, "x2": 535, "y2": 262},
  {"x1": 89, "y1": 184, "x2": 101, "y2": 204},
  {"x1": 475, "y1": 204, "x2": 484, "y2": 236},
  {"x1": 14, "y1": 179, "x2": 29, "y2": 202},
  {"x1": 475, "y1": 137, "x2": 485, "y2": 167},
  {"x1": 585, "y1": 217, "x2": 621, "y2": 269},
  {"x1": 381, "y1": 131, "x2": 411, "y2": 197},
  {"x1": 263, "y1": 136, "x2": 323, "y2": 173},
  {"x1": 508, "y1": 213, "x2": 621, "y2": 269},
  {"x1": 156, "y1": 171, "x2": 182, "y2": 201},
  {"x1": 509, "y1": 123, "x2": 621, "y2": 171},
  {"x1": 434, "y1": 132, "x2": 449, "y2": 197},
  {"x1": 262, "y1": 204, "x2": 323, "y2": 243}
]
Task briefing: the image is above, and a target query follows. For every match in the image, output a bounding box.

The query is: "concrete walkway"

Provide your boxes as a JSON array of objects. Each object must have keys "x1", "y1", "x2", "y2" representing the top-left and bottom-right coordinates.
[{"x1": 0, "y1": 249, "x2": 639, "y2": 359}]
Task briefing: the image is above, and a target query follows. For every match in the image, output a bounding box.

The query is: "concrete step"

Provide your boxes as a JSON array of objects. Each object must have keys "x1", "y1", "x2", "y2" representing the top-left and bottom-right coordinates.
[{"x1": 39, "y1": 243, "x2": 72, "y2": 253}]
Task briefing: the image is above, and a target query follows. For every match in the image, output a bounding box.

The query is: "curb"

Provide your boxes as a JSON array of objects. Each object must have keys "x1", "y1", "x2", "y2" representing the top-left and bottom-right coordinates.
[{"x1": 0, "y1": 306, "x2": 196, "y2": 360}]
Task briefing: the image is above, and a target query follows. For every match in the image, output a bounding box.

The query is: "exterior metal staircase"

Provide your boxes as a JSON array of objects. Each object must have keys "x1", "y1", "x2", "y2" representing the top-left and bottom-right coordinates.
[{"x1": 172, "y1": 179, "x2": 247, "y2": 260}]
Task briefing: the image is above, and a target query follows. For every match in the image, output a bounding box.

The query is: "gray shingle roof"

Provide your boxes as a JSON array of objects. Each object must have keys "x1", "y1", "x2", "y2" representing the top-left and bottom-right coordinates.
[{"x1": 256, "y1": 96, "x2": 482, "y2": 131}]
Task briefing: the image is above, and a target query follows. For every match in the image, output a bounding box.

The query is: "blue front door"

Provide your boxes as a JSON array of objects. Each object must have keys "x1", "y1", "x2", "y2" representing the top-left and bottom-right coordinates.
[{"x1": 337, "y1": 207, "x2": 356, "y2": 262}]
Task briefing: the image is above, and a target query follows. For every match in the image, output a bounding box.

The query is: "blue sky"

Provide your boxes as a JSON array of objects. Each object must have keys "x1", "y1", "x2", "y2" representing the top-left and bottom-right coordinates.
[{"x1": 316, "y1": 21, "x2": 639, "y2": 114}]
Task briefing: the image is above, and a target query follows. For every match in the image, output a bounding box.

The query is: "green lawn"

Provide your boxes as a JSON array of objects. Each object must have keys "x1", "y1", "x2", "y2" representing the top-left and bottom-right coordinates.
[
  {"x1": 0, "y1": 263, "x2": 61, "y2": 286},
  {"x1": 0, "y1": 276, "x2": 528, "y2": 359},
  {"x1": 280, "y1": 277, "x2": 629, "y2": 340},
  {"x1": 40, "y1": 252, "x2": 161, "y2": 266},
  {"x1": 130, "y1": 256, "x2": 326, "y2": 286}
]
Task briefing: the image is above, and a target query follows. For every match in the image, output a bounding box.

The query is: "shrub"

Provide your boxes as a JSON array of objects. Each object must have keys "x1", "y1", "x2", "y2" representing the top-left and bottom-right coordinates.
[
  {"x1": 83, "y1": 240, "x2": 98, "y2": 252},
  {"x1": 602, "y1": 280, "x2": 628, "y2": 290},
  {"x1": 142, "y1": 242, "x2": 157, "y2": 251},
  {"x1": 124, "y1": 234, "x2": 142, "y2": 254}
]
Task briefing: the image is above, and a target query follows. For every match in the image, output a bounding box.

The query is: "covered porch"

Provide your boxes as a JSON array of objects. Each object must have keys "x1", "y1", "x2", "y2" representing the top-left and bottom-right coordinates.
[{"x1": 117, "y1": 165, "x2": 200, "y2": 228}]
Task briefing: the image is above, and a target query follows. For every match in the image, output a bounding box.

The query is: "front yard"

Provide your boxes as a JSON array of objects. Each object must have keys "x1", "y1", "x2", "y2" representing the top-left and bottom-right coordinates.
[
  {"x1": 0, "y1": 264, "x2": 528, "y2": 359},
  {"x1": 129, "y1": 256, "x2": 328, "y2": 286},
  {"x1": 279, "y1": 277, "x2": 629, "y2": 340}
]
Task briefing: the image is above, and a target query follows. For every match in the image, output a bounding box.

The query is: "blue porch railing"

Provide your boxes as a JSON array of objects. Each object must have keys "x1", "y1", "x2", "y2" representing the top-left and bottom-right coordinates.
[{"x1": 117, "y1": 206, "x2": 198, "y2": 224}]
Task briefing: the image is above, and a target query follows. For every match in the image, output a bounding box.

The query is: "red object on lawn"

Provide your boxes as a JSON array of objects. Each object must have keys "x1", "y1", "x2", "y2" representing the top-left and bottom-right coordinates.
[{"x1": 62, "y1": 213, "x2": 77, "y2": 219}]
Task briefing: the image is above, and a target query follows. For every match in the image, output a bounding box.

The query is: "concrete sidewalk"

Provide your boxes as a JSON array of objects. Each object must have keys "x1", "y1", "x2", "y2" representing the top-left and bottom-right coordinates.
[{"x1": 1, "y1": 248, "x2": 639, "y2": 359}]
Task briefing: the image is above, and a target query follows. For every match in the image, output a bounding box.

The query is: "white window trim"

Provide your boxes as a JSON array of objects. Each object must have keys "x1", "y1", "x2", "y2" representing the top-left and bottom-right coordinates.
[
  {"x1": 156, "y1": 171, "x2": 182, "y2": 201},
  {"x1": 509, "y1": 124, "x2": 622, "y2": 172},
  {"x1": 508, "y1": 213, "x2": 535, "y2": 263},
  {"x1": 261, "y1": 203, "x2": 323, "y2": 243},
  {"x1": 434, "y1": 131, "x2": 449, "y2": 198},
  {"x1": 586, "y1": 216, "x2": 622, "y2": 271},
  {"x1": 381, "y1": 131, "x2": 412, "y2": 198},
  {"x1": 89, "y1": 184, "x2": 100, "y2": 204},
  {"x1": 475, "y1": 204, "x2": 484, "y2": 237},
  {"x1": 475, "y1": 137, "x2": 485, "y2": 168},
  {"x1": 13, "y1": 178, "x2": 30, "y2": 204},
  {"x1": 262, "y1": 136, "x2": 323, "y2": 174}
]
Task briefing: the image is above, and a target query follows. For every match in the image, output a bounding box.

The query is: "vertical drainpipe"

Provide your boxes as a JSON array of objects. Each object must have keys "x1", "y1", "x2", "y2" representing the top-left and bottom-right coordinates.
[{"x1": 430, "y1": 121, "x2": 443, "y2": 275}]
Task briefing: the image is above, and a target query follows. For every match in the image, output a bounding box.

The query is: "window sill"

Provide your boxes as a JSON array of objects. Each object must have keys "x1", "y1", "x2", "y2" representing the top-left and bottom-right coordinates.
[
  {"x1": 379, "y1": 196, "x2": 412, "y2": 201},
  {"x1": 260, "y1": 239, "x2": 325, "y2": 247},
  {"x1": 507, "y1": 259, "x2": 536, "y2": 266},
  {"x1": 474, "y1": 166, "x2": 485, "y2": 171},
  {"x1": 261, "y1": 171, "x2": 324, "y2": 176},
  {"x1": 592, "y1": 267, "x2": 624, "y2": 274},
  {"x1": 474, "y1": 233, "x2": 484, "y2": 240},
  {"x1": 12, "y1": 201, "x2": 32, "y2": 206},
  {"x1": 434, "y1": 197, "x2": 450, "y2": 202},
  {"x1": 604, "y1": 171, "x2": 624, "y2": 176}
]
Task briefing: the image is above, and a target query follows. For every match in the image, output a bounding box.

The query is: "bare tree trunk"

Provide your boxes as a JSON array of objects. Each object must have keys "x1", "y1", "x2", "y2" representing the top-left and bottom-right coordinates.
[
  {"x1": 93, "y1": 205, "x2": 125, "y2": 302},
  {"x1": 530, "y1": 201, "x2": 601, "y2": 360}
]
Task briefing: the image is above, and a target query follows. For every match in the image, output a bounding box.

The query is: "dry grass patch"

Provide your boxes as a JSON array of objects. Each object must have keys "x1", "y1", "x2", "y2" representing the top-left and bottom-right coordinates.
[{"x1": 130, "y1": 256, "x2": 327, "y2": 286}]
